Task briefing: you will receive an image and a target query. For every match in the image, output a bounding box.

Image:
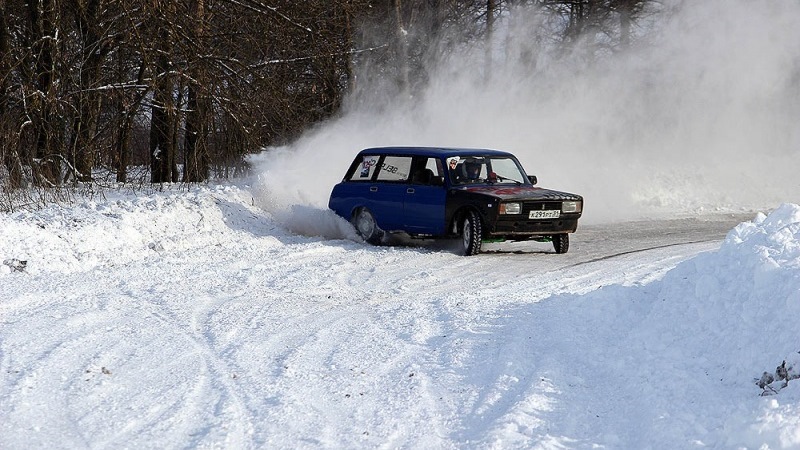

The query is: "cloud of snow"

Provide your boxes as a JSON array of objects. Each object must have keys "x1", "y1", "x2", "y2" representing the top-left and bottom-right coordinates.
[{"x1": 250, "y1": 0, "x2": 800, "y2": 225}]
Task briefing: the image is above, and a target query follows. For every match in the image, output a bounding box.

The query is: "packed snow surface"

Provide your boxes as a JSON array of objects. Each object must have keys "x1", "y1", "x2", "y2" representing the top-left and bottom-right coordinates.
[{"x1": 1, "y1": 184, "x2": 799, "y2": 449}]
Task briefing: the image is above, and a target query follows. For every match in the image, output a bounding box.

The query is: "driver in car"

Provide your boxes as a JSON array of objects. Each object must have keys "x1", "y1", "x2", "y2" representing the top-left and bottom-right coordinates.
[{"x1": 461, "y1": 158, "x2": 482, "y2": 183}]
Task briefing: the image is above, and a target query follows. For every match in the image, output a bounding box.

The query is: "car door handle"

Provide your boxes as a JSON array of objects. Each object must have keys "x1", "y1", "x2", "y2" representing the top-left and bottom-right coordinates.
[
  {"x1": 406, "y1": 188, "x2": 415, "y2": 194},
  {"x1": 369, "y1": 186, "x2": 378, "y2": 192}
]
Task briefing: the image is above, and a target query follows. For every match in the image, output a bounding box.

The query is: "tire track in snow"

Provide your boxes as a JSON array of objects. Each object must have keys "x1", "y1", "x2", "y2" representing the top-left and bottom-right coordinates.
[
  {"x1": 567, "y1": 239, "x2": 719, "y2": 267},
  {"x1": 251, "y1": 302, "x2": 427, "y2": 445},
  {"x1": 138, "y1": 295, "x2": 256, "y2": 447},
  {"x1": 1, "y1": 288, "x2": 204, "y2": 447},
  {"x1": 222, "y1": 274, "x2": 459, "y2": 448},
  {"x1": 407, "y1": 242, "x2": 730, "y2": 446}
]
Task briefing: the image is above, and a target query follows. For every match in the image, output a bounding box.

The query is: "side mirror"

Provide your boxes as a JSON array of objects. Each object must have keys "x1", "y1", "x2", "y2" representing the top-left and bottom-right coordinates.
[{"x1": 528, "y1": 175, "x2": 538, "y2": 185}]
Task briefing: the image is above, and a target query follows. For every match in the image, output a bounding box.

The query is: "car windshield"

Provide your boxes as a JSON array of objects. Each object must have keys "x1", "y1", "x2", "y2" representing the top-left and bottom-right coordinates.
[{"x1": 447, "y1": 156, "x2": 527, "y2": 186}]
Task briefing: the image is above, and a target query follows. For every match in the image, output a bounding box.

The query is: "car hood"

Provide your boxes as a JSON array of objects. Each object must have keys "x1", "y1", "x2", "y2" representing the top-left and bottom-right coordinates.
[{"x1": 458, "y1": 185, "x2": 583, "y2": 202}]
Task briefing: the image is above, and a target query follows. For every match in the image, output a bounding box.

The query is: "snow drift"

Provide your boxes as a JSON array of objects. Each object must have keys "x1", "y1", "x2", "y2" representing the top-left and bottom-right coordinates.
[{"x1": 486, "y1": 204, "x2": 800, "y2": 447}]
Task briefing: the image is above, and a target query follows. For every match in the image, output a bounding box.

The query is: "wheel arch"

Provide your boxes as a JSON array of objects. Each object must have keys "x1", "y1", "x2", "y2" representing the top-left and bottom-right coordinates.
[
  {"x1": 449, "y1": 205, "x2": 484, "y2": 236},
  {"x1": 349, "y1": 204, "x2": 367, "y2": 221}
]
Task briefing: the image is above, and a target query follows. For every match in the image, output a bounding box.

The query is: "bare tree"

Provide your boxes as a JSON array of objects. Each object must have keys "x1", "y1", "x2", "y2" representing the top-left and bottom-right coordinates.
[
  {"x1": 25, "y1": 0, "x2": 62, "y2": 186},
  {"x1": 111, "y1": 0, "x2": 151, "y2": 183},
  {"x1": 535, "y1": 0, "x2": 652, "y2": 51},
  {"x1": 0, "y1": 0, "x2": 21, "y2": 188},
  {"x1": 148, "y1": 0, "x2": 178, "y2": 183},
  {"x1": 66, "y1": 0, "x2": 109, "y2": 182},
  {"x1": 0, "y1": 0, "x2": 660, "y2": 196},
  {"x1": 609, "y1": 0, "x2": 649, "y2": 49},
  {"x1": 183, "y1": 0, "x2": 209, "y2": 182}
]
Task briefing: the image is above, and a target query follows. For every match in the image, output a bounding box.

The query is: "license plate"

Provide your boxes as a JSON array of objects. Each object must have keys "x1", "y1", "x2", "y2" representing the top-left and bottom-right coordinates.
[{"x1": 529, "y1": 210, "x2": 561, "y2": 219}]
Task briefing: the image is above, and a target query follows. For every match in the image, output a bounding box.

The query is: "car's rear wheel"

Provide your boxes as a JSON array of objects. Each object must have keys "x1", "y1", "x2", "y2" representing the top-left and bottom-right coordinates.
[
  {"x1": 461, "y1": 210, "x2": 483, "y2": 256},
  {"x1": 352, "y1": 208, "x2": 383, "y2": 245},
  {"x1": 553, "y1": 233, "x2": 569, "y2": 254}
]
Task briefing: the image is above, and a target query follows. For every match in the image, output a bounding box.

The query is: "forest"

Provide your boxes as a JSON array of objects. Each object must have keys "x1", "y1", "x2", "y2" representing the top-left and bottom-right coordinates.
[{"x1": 0, "y1": 0, "x2": 654, "y2": 195}]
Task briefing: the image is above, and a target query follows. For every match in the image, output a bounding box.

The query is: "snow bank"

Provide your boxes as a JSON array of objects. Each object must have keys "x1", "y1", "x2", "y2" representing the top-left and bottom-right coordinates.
[
  {"x1": 0, "y1": 184, "x2": 284, "y2": 275},
  {"x1": 657, "y1": 202, "x2": 800, "y2": 369},
  {"x1": 483, "y1": 204, "x2": 800, "y2": 448},
  {"x1": 657, "y1": 204, "x2": 800, "y2": 446}
]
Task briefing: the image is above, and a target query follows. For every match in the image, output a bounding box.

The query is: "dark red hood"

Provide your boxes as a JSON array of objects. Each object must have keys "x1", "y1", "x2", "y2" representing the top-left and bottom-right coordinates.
[{"x1": 459, "y1": 185, "x2": 583, "y2": 202}]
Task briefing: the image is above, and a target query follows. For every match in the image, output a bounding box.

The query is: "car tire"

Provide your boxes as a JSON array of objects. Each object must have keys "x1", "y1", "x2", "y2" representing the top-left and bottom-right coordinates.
[
  {"x1": 352, "y1": 208, "x2": 383, "y2": 245},
  {"x1": 553, "y1": 233, "x2": 569, "y2": 254},
  {"x1": 461, "y1": 210, "x2": 483, "y2": 256}
]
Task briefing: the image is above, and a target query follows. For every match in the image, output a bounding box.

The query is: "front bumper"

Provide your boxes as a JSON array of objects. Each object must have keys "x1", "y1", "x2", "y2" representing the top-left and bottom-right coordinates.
[
  {"x1": 489, "y1": 200, "x2": 580, "y2": 236},
  {"x1": 490, "y1": 216, "x2": 579, "y2": 236}
]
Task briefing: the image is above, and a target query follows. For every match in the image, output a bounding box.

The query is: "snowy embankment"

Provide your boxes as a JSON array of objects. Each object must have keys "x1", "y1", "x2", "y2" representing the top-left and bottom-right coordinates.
[{"x1": 1, "y1": 184, "x2": 799, "y2": 448}]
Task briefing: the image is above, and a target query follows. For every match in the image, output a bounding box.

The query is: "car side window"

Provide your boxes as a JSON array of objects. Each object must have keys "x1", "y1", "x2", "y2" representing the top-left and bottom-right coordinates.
[
  {"x1": 408, "y1": 156, "x2": 445, "y2": 186},
  {"x1": 376, "y1": 156, "x2": 412, "y2": 182},
  {"x1": 348, "y1": 155, "x2": 380, "y2": 181}
]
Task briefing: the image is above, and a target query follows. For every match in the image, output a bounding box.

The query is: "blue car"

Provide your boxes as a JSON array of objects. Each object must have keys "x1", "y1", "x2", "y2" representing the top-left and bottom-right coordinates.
[{"x1": 328, "y1": 147, "x2": 583, "y2": 255}]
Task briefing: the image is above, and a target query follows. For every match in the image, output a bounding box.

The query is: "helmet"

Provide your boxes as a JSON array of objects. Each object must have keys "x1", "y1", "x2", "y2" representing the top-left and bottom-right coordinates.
[{"x1": 464, "y1": 159, "x2": 481, "y2": 180}]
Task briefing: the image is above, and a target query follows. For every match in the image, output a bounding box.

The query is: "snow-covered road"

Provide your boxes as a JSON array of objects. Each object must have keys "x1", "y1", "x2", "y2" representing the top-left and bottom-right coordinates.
[{"x1": 2, "y1": 185, "x2": 798, "y2": 449}]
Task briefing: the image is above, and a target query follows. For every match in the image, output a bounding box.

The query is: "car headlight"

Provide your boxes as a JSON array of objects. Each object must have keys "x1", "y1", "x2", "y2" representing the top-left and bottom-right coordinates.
[
  {"x1": 561, "y1": 201, "x2": 582, "y2": 213},
  {"x1": 499, "y1": 202, "x2": 521, "y2": 214}
]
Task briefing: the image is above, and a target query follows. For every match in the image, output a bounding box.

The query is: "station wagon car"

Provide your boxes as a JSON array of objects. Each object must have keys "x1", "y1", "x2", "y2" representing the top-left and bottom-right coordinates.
[{"x1": 328, "y1": 147, "x2": 583, "y2": 256}]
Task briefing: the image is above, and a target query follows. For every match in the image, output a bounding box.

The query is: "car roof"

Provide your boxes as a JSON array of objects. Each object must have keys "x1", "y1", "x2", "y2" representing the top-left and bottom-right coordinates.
[{"x1": 357, "y1": 146, "x2": 515, "y2": 158}]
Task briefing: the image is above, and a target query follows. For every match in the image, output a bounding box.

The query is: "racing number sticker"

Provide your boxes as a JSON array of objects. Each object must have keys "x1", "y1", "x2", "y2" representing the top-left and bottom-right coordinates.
[{"x1": 360, "y1": 156, "x2": 378, "y2": 178}]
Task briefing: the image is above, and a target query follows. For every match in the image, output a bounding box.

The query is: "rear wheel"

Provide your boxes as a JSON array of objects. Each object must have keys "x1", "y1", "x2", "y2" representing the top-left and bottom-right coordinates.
[
  {"x1": 352, "y1": 208, "x2": 383, "y2": 245},
  {"x1": 461, "y1": 210, "x2": 483, "y2": 256},
  {"x1": 553, "y1": 233, "x2": 569, "y2": 254}
]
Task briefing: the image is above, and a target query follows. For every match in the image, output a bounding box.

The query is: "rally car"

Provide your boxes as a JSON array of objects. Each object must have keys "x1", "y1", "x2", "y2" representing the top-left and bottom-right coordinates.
[{"x1": 328, "y1": 147, "x2": 583, "y2": 255}]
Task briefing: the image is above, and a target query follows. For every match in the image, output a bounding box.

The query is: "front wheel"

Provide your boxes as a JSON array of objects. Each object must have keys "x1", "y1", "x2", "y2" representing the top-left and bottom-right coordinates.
[
  {"x1": 552, "y1": 233, "x2": 569, "y2": 254},
  {"x1": 461, "y1": 210, "x2": 483, "y2": 256},
  {"x1": 352, "y1": 208, "x2": 383, "y2": 245}
]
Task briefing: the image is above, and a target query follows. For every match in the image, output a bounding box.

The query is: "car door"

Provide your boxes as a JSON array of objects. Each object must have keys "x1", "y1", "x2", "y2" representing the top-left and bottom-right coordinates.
[
  {"x1": 368, "y1": 155, "x2": 413, "y2": 231},
  {"x1": 403, "y1": 156, "x2": 447, "y2": 235}
]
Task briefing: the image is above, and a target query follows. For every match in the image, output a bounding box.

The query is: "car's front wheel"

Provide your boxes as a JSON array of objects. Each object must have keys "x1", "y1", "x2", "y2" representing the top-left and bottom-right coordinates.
[
  {"x1": 461, "y1": 210, "x2": 483, "y2": 256},
  {"x1": 352, "y1": 208, "x2": 383, "y2": 245},
  {"x1": 553, "y1": 233, "x2": 569, "y2": 254}
]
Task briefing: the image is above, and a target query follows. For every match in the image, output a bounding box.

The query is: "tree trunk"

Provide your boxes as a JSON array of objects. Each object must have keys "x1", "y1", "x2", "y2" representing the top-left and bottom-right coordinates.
[
  {"x1": 29, "y1": 0, "x2": 61, "y2": 186},
  {"x1": 69, "y1": 0, "x2": 105, "y2": 182},
  {"x1": 0, "y1": 1, "x2": 8, "y2": 117},
  {"x1": 149, "y1": 57, "x2": 176, "y2": 183},
  {"x1": 392, "y1": 0, "x2": 410, "y2": 94},
  {"x1": 149, "y1": 1, "x2": 177, "y2": 184},
  {"x1": 116, "y1": 116, "x2": 131, "y2": 183},
  {"x1": 184, "y1": 0, "x2": 209, "y2": 182},
  {"x1": 115, "y1": 59, "x2": 146, "y2": 183},
  {"x1": 619, "y1": 1, "x2": 632, "y2": 49},
  {"x1": 0, "y1": 0, "x2": 22, "y2": 189},
  {"x1": 486, "y1": 0, "x2": 496, "y2": 79},
  {"x1": 344, "y1": 8, "x2": 354, "y2": 93}
]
